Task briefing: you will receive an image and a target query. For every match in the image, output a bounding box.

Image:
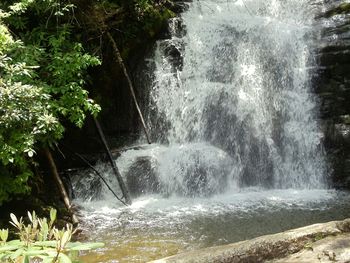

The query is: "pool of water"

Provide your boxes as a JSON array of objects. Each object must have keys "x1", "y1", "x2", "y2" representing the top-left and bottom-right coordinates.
[{"x1": 76, "y1": 189, "x2": 350, "y2": 263}]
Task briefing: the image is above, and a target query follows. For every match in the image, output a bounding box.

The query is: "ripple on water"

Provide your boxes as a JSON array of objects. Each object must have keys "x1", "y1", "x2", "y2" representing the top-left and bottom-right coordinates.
[{"x1": 76, "y1": 189, "x2": 350, "y2": 263}]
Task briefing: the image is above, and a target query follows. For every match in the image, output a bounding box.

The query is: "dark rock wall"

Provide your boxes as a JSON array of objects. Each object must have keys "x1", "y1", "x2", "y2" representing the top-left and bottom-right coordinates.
[
  {"x1": 315, "y1": 1, "x2": 350, "y2": 188},
  {"x1": 57, "y1": 1, "x2": 178, "y2": 166}
]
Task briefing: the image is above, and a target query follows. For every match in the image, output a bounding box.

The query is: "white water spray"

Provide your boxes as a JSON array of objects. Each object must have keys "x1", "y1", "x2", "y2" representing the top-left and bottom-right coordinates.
[
  {"x1": 133, "y1": 0, "x2": 327, "y2": 194},
  {"x1": 75, "y1": 0, "x2": 327, "y2": 200}
]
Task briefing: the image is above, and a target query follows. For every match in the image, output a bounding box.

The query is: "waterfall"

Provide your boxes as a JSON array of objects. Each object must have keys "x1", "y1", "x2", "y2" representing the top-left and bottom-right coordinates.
[
  {"x1": 75, "y1": 0, "x2": 328, "y2": 200},
  {"x1": 67, "y1": 4, "x2": 350, "y2": 261},
  {"x1": 131, "y1": 0, "x2": 327, "y2": 195},
  {"x1": 136, "y1": 0, "x2": 326, "y2": 192}
]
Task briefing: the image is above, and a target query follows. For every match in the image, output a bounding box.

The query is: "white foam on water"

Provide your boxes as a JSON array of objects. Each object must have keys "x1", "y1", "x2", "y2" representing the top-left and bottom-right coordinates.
[{"x1": 76, "y1": 189, "x2": 343, "y2": 229}]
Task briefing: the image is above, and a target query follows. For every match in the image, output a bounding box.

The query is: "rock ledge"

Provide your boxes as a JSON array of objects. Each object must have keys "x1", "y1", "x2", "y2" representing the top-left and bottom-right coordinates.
[{"x1": 149, "y1": 219, "x2": 350, "y2": 263}]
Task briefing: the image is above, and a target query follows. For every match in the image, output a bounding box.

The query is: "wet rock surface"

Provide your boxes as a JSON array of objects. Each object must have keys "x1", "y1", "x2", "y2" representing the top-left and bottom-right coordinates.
[
  {"x1": 126, "y1": 156, "x2": 160, "y2": 197},
  {"x1": 168, "y1": 1, "x2": 191, "y2": 13},
  {"x1": 149, "y1": 219, "x2": 350, "y2": 263},
  {"x1": 315, "y1": 1, "x2": 350, "y2": 188},
  {"x1": 270, "y1": 234, "x2": 350, "y2": 263}
]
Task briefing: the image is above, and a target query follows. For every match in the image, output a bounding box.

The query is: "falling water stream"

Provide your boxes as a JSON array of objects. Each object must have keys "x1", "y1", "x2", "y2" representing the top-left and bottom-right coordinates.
[{"x1": 72, "y1": 0, "x2": 350, "y2": 262}]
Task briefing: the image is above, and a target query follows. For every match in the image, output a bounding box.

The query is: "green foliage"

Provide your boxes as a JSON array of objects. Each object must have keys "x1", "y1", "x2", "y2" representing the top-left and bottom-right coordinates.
[
  {"x1": 0, "y1": 0, "x2": 174, "y2": 205},
  {"x1": 134, "y1": 0, "x2": 175, "y2": 37},
  {"x1": 0, "y1": 208, "x2": 104, "y2": 262},
  {"x1": 100, "y1": 0, "x2": 175, "y2": 41},
  {"x1": 43, "y1": 29, "x2": 101, "y2": 127},
  {"x1": 323, "y1": 2, "x2": 350, "y2": 18},
  {"x1": 0, "y1": 24, "x2": 56, "y2": 203},
  {"x1": 0, "y1": 0, "x2": 101, "y2": 204},
  {"x1": 132, "y1": 0, "x2": 175, "y2": 36}
]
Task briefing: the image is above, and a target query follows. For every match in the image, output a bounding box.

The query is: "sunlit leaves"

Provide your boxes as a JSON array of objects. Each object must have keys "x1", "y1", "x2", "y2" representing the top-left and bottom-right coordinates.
[
  {"x1": 0, "y1": 0, "x2": 101, "y2": 204},
  {"x1": 0, "y1": 229, "x2": 8, "y2": 243},
  {"x1": 0, "y1": 79, "x2": 62, "y2": 165},
  {"x1": 44, "y1": 33, "x2": 101, "y2": 127},
  {"x1": 8, "y1": 0, "x2": 36, "y2": 15},
  {"x1": 1, "y1": 209, "x2": 104, "y2": 262},
  {"x1": 0, "y1": 24, "x2": 12, "y2": 50}
]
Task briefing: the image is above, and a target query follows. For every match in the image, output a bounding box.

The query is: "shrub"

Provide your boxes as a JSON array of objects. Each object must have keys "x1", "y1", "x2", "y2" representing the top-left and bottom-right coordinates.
[
  {"x1": 0, "y1": 0, "x2": 101, "y2": 204},
  {"x1": 0, "y1": 208, "x2": 104, "y2": 263}
]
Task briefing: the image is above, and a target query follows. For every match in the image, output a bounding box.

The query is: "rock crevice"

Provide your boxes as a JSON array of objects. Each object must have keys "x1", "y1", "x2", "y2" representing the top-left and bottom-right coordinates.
[{"x1": 314, "y1": 1, "x2": 350, "y2": 188}]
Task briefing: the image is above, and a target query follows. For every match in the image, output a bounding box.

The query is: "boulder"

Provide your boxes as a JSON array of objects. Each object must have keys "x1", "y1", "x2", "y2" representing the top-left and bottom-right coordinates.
[
  {"x1": 271, "y1": 234, "x2": 350, "y2": 263},
  {"x1": 149, "y1": 219, "x2": 350, "y2": 263},
  {"x1": 126, "y1": 156, "x2": 160, "y2": 197}
]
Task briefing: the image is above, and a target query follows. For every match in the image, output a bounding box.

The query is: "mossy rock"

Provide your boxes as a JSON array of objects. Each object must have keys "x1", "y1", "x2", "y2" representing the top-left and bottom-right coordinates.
[
  {"x1": 340, "y1": 115, "x2": 350, "y2": 125},
  {"x1": 324, "y1": 3, "x2": 350, "y2": 18}
]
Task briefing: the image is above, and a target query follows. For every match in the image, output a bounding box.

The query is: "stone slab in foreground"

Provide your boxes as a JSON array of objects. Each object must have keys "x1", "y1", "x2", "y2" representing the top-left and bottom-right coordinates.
[
  {"x1": 149, "y1": 219, "x2": 350, "y2": 263},
  {"x1": 270, "y1": 233, "x2": 350, "y2": 263}
]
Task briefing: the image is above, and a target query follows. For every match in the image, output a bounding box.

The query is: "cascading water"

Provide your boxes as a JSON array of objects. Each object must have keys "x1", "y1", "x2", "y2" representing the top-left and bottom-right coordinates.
[
  {"x1": 71, "y1": 1, "x2": 350, "y2": 262},
  {"x1": 122, "y1": 0, "x2": 327, "y2": 196}
]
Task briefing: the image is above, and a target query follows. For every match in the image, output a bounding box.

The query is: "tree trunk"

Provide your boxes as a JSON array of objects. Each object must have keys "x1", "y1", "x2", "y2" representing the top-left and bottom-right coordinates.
[
  {"x1": 94, "y1": 118, "x2": 132, "y2": 205},
  {"x1": 44, "y1": 148, "x2": 79, "y2": 225},
  {"x1": 106, "y1": 31, "x2": 152, "y2": 144}
]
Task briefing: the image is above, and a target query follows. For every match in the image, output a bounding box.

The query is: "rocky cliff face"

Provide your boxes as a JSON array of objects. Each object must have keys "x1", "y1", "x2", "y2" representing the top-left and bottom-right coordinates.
[
  {"x1": 57, "y1": 1, "x2": 178, "y2": 163},
  {"x1": 315, "y1": 1, "x2": 350, "y2": 188}
]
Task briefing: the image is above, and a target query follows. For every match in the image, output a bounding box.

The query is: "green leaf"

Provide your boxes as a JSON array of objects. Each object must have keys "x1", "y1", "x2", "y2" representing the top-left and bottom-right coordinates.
[
  {"x1": 27, "y1": 211, "x2": 32, "y2": 222},
  {"x1": 61, "y1": 231, "x2": 71, "y2": 248},
  {"x1": 34, "y1": 241, "x2": 57, "y2": 247},
  {"x1": 59, "y1": 253, "x2": 72, "y2": 263},
  {"x1": 35, "y1": 252, "x2": 57, "y2": 262},
  {"x1": 24, "y1": 247, "x2": 53, "y2": 256},
  {"x1": 67, "y1": 250, "x2": 79, "y2": 261},
  {"x1": 10, "y1": 213, "x2": 19, "y2": 227},
  {"x1": 24, "y1": 247, "x2": 42, "y2": 252},
  {"x1": 66, "y1": 242, "x2": 104, "y2": 251},
  {"x1": 22, "y1": 255, "x2": 30, "y2": 263},
  {"x1": 0, "y1": 253, "x2": 6, "y2": 260},
  {"x1": 0, "y1": 229, "x2": 8, "y2": 242},
  {"x1": 38, "y1": 219, "x2": 49, "y2": 241},
  {"x1": 50, "y1": 208, "x2": 57, "y2": 223},
  {"x1": 6, "y1": 240, "x2": 23, "y2": 246},
  {"x1": 40, "y1": 255, "x2": 56, "y2": 263},
  {"x1": 0, "y1": 244, "x2": 21, "y2": 252},
  {"x1": 9, "y1": 247, "x2": 24, "y2": 259}
]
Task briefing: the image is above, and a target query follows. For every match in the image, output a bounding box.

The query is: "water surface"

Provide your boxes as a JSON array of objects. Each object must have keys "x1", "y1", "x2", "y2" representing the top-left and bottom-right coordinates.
[{"x1": 77, "y1": 189, "x2": 350, "y2": 262}]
